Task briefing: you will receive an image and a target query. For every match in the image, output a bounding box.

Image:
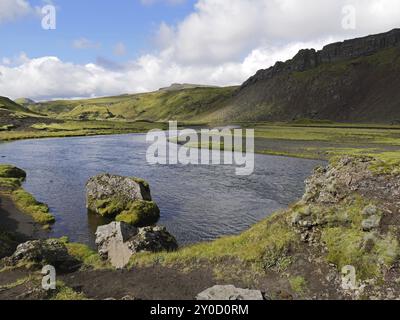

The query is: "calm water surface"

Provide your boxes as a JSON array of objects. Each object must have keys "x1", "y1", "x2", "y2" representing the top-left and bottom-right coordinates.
[{"x1": 0, "y1": 134, "x2": 324, "y2": 247}]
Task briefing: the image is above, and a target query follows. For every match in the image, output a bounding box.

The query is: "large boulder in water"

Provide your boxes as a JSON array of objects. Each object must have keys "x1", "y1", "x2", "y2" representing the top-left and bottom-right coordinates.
[
  {"x1": 3, "y1": 239, "x2": 81, "y2": 272},
  {"x1": 86, "y1": 174, "x2": 160, "y2": 227},
  {"x1": 95, "y1": 222, "x2": 178, "y2": 268}
]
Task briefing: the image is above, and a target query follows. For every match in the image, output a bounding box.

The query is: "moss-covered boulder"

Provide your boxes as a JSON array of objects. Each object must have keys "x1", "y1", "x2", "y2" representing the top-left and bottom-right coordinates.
[
  {"x1": 0, "y1": 165, "x2": 26, "y2": 192},
  {"x1": 0, "y1": 165, "x2": 26, "y2": 180},
  {"x1": 4, "y1": 239, "x2": 81, "y2": 272},
  {"x1": 116, "y1": 200, "x2": 160, "y2": 227},
  {"x1": 86, "y1": 174, "x2": 160, "y2": 227}
]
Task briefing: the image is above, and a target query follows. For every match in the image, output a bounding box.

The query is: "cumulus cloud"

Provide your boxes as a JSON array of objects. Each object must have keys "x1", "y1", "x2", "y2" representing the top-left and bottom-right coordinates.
[
  {"x1": 0, "y1": 0, "x2": 34, "y2": 23},
  {"x1": 1, "y1": 0, "x2": 400, "y2": 100}
]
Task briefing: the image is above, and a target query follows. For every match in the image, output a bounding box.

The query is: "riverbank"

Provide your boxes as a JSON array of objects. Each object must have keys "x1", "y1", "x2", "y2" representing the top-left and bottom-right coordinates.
[
  {"x1": 2, "y1": 117, "x2": 400, "y2": 161},
  {"x1": 0, "y1": 119, "x2": 168, "y2": 142},
  {"x1": 0, "y1": 155, "x2": 399, "y2": 300}
]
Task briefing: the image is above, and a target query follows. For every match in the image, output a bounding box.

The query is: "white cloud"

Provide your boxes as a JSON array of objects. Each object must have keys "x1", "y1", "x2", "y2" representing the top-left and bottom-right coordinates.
[
  {"x1": 1, "y1": 0, "x2": 400, "y2": 100},
  {"x1": 0, "y1": 0, "x2": 34, "y2": 23}
]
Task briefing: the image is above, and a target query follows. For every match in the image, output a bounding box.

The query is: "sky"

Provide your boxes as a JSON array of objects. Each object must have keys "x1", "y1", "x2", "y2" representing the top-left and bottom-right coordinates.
[{"x1": 0, "y1": 0, "x2": 400, "y2": 100}]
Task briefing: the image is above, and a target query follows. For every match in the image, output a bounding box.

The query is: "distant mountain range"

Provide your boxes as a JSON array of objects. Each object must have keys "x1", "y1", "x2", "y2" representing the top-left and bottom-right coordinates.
[
  {"x1": 158, "y1": 83, "x2": 218, "y2": 92},
  {"x1": 18, "y1": 28, "x2": 400, "y2": 123}
]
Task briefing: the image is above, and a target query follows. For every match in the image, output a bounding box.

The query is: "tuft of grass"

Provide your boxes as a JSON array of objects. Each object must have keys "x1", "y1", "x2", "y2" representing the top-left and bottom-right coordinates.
[
  {"x1": 130, "y1": 211, "x2": 297, "y2": 275},
  {"x1": 0, "y1": 177, "x2": 23, "y2": 190},
  {"x1": 0, "y1": 164, "x2": 26, "y2": 179},
  {"x1": 0, "y1": 276, "x2": 34, "y2": 291},
  {"x1": 51, "y1": 281, "x2": 88, "y2": 300},
  {"x1": 11, "y1": 189, "x2": 55, "y2": 225},
  {"x1": 64, "y1": 241, "x2": 109, "y2": 270},
  {"x1": 289, "y1": 276, "x2": 308, "y2": 296}
]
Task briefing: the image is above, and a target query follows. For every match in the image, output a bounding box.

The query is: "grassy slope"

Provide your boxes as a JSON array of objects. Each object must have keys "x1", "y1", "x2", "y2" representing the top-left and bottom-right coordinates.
[
  {"x1": 29, "y1": 87, "x2": 237, "y2": 122},
  {"x1": 0, "y1": 97, "x2": 27, "y2": 113},
  {"x1": 0, "y1": 120, "x2": 168, "y2": 141},
  {"x1": 130, "y1": 156, "x2": 400, "y2": 299},
  {"x1": 204, "y1": 47, "x2": 400, "y2": 123}
]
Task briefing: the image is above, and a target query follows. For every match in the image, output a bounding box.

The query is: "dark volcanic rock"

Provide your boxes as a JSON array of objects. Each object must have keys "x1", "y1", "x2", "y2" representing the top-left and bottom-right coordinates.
[
  {"x1": 243, "y1": 29, "x2": 400, "y2": 87},
  {"x1": 216, "y1": 28, "x2": 400, "y2": 123},
  {"x1": 4, "y1": 239, "x2": 81, "y2": 272}
]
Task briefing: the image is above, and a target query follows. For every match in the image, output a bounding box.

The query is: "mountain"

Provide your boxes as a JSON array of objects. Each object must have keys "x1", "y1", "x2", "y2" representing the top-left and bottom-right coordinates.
[
  {"x1": 206, "y1": 28, "x2": 400, "y2": 123},
  {"x1": 158, "y1": 83, "x2": 218, "y2": 92},
  {"x1": 29, "y1": 86, "x2": 237, "y2": 121},
  {"x1": 29, "y1": 29, "x2": 400, "y2": 124},
  {"x1": 0, "y1": 97, "x2": 27, "y2": 113},
  {"x1": 14, "y1": 98, "x2": 36, "y2": 106}
]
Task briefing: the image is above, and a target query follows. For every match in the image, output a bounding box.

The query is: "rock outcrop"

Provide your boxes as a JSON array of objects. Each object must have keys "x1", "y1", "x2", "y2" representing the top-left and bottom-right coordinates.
[
  {"x1": 210, "y1": 28, "x2": 400, "y2": 123},
  {"x1": 86, "y1": 174, "x2": 160, "y2": 227},
  {"x1": 95, "y1": 222, "x2": 178, "y2": 268},
  {"x1": 3, "y1": 239, "x2": 80, "y2": 272},
  {"x1": 243, "y1": 29, "x2": 400, "y2": 87},
  {"x1": 196, "y1": 285, "x2": 264, "y2": 300}
]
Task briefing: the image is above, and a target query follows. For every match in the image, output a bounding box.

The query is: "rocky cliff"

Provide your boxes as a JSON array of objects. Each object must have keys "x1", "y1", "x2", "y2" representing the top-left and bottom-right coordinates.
[{"x1": 208, "y1": 28, "x2": 400, "y2": 123}]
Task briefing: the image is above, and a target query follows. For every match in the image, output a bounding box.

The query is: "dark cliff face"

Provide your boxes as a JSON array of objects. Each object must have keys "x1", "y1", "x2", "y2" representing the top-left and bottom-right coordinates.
[
  {"x1": 243, "y1": 29, "x2": 400, "y2": 88},
  {"x1": 212, "y1": 29, "x2": 400, "y2": 123}
]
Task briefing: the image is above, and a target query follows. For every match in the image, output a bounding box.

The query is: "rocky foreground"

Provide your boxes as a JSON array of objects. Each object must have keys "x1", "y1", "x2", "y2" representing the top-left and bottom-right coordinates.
[{"x1": 0, "y1": 156, "x2": 400, "y2": 300}]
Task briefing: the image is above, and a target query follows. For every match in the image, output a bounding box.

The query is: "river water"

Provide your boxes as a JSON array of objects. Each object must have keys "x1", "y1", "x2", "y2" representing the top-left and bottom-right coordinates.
[{"x1": 0, "y1": 134, "x2": 324, "y2": 247}]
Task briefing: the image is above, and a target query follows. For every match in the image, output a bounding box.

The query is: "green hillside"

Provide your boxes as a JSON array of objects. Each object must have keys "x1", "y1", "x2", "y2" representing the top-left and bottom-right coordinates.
[
  {"x1": 29, "y1": 86, "x2": 237, "y2": 122},
  {"x1": 0, "y1": 97, "x2": 27, "y2": 113}
]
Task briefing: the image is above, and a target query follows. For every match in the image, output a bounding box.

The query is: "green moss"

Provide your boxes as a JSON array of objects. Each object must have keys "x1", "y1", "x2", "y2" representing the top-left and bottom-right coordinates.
[
  {"x1": 321, "y1": 224, "x2": 399, "y2": 280},
  {"x1": 130, "y1": 211, "x2": 297, "y2": 274},
  {"x1": 94, "y1": 198, "x2": 125, "y2": 217},
  {"x1": 65, "y1": 242, "x2": 109, "y2": 270},
  {"x1": 0, "y1": 124, "x2": 15, "y2": 131},
  {"x1": 116, "y1": 200, "x2": 160, "y2": 227},
  {"x1": 369, "y1": 152, "x2": 400, "y2": 175},
  {"x1": 12, "y1": 189, "x2": 55, "y2": 225},
  {"x1": 0, "y1": 177, "x2": 23, "y2": 190},
  {"x1": 0, "y1": 164, "x2": 26, "y2": 179},
  {"x1": 0, "y1": 276, "x2": 33, "y2": 291},
  {"x1": 289, "y1": 276, "x2": 307, "y2": 296},
  {"x1": 51, "y1": 281, "x2": 88, "y2": 300}
]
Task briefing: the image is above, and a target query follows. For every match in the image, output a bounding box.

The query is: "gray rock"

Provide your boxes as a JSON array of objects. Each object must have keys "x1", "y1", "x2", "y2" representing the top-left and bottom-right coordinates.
[
  {"x1": 362, "y1": 205, "x2": 378, "y2": 217},
  {"x1": 86, "y1": 174, "x2": 160, "y2": 227},
  {"x1": 196, "y1": 285, "x2": 264, "y2": 301},
  {"x1": 4, "y1": 239, "x2": 80, "y2": 272},
  {"x1": 95, "y1": 222, "x2": 178, "y2": 269},
  {"x1": 86, "y1": 174, "x2": 152, "y2": 216},
  {"x1": 362, "y1": 215, "x2": 381, "y2": 232},
  {"x1": 95, "y1": 222, "x2": 138, "y2": 265}
]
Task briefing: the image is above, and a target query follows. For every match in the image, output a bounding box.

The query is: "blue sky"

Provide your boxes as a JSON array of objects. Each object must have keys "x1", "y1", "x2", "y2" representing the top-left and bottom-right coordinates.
[
  {"x1": 0, "y1": 0, "x2": 399, "y2": 100},
  {"x1": 0, "y1": 0, "x2": 196, "y2": 64}
]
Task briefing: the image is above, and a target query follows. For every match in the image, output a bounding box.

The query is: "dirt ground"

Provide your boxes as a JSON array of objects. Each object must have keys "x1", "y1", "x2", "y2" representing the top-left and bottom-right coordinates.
[{"x1": 0, "y1": 195, "x2": 48, "y2": 244}]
